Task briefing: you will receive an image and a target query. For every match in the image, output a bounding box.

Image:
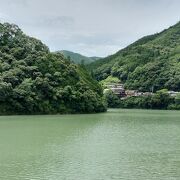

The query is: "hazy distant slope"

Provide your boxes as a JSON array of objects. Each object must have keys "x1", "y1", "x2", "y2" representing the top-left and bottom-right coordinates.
[
  {"x1": 88, "y1": 22, "x2": 180, "y2": 91},
  {"x1": 60, "y1": 50, "x2": 101, "y2": 64}
]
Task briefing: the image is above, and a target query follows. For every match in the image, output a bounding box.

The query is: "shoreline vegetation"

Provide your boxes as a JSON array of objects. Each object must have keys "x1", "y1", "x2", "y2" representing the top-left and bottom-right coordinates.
[
  {"x1": 101, "y1": 78, "x2": 180, "y2": 110},
  {"x1": 104, "y1": 89, "x2": 180, "y2": 110},
  {"x1": 0, "y1": 22, "x2": 179, "y2": 115}
]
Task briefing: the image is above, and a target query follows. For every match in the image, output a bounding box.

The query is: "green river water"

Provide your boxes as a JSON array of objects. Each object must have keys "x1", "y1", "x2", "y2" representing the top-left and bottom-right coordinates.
[{"x1": 0, "y1": 109, "x2": 180, "y2": 180}]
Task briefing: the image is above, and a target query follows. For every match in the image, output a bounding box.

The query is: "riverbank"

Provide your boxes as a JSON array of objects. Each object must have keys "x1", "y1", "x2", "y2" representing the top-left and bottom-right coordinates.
[{"x1": 105, "y1": 89, "x2": 180, "y2": 110}]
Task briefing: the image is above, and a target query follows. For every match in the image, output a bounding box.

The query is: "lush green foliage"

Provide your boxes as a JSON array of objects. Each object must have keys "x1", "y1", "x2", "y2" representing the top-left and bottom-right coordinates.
[
  {"x1": 100, "y1": 76, "x2": 120, "y2": 87},
  {"x1": 104, "y1": 90, "x2": 121, "y2": 108},
  {"x1": 105, "y1": 89, "x2": 180, "y2": 110},
  {"x1": 59, "y1": 50, "x2": 101, "y2": 65},
  {"x1": 88, "y1": 22, "x2": 180, "y2": 92},
  {"x1": 0, "y1": 23, "x2": 106, "y2": 114}
]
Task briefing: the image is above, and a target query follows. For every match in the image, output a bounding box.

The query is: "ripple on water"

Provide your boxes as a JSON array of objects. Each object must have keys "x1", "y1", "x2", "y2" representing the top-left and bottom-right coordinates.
[{"x1": 0, "y1": 109, "x2": 180, "y2": 180}]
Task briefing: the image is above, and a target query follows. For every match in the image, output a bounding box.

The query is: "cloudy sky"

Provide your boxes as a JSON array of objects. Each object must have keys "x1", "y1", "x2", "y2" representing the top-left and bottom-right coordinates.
[{"x1": 0, "y1": 0, "x2": 180, "y2": 57}]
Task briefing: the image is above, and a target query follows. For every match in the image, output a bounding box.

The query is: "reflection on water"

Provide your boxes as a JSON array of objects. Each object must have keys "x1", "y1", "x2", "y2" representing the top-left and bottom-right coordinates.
[{"x1": 0, "y1": 109, "x2": 180, "y2": 180}]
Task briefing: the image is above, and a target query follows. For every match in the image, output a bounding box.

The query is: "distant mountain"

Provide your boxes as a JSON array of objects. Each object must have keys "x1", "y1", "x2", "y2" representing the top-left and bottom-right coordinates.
[
  {"x1": 87, "y1": 22, "x2": 180, "y2": 92},
  {"x1": 91, "y1": 57, "x2": 101, "y2": 61},
  {"x1": 60, "y1": 50, "x2": 101, "y2": 64}
]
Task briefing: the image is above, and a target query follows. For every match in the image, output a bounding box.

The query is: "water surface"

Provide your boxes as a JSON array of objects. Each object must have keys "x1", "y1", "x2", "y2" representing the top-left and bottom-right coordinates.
[{"x1": 0, "y1": 109, "x2": 180, "y2": 180}]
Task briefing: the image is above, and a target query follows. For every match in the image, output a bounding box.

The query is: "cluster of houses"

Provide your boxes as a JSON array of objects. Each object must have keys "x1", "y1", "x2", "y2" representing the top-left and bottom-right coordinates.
[
  {"x1": 104, "y1": 83, "x2": 179, "y2": 99},
  {"x1": 104, "y1": 84, "x2": 126, "y2": 97}
]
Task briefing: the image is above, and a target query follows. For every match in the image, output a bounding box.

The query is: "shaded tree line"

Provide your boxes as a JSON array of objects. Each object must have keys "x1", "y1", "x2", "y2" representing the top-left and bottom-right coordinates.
[{"x1": 105, "y1": 89, "x2": 180, "y2": 110}]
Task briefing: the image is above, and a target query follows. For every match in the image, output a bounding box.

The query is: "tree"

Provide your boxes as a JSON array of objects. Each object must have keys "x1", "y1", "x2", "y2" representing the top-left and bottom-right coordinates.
[{"x1": 0, "y1": 22, "x2": 107, "y2": 114}]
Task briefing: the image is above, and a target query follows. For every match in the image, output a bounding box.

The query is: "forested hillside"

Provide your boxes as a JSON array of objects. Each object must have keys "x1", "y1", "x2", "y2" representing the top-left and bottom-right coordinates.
[
  {"x1": 60, "y1": 50, "x2": 100, "y2": 64},
  {"x1": 88, "y1": 22, "x2": 180, "y2": 92},
  {"x1": 0, "y1": 23, "x2": 106, "y2": 114}
]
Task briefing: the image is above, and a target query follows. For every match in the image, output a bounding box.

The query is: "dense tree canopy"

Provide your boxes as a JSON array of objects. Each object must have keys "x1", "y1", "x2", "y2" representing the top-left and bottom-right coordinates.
[
  {"x1": 87, "y1": 22, "x2": 180, "y2": 92},
  {"x1": 0, "y1": 23, "x2": 106, "y2": 114},
  {"x1": 105, "y1": 89, "x2": 180, "y2": 110}
]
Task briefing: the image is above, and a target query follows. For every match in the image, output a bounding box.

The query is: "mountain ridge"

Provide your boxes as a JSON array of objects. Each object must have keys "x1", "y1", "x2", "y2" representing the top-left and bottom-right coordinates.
[
  {"x1": 87, "y1": 21, "x2": 180, "y2": 92},
  {"x1": 59, "y1": 50, "x2": 101, "y2": 64}
]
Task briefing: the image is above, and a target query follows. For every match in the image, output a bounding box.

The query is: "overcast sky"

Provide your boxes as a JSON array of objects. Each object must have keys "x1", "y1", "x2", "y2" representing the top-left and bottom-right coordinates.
[{"x1": 0, "y1": 0, "x2": 180, "y2": 57}]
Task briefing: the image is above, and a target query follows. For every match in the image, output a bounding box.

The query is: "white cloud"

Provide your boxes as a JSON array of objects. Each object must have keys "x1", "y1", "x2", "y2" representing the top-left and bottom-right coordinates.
[
  {"x1": 0, "y1": 0, "x2": 179, "y2": 56},
  {"x1": 0, "y1": 12, "x2": 10, "y2": 22}
]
